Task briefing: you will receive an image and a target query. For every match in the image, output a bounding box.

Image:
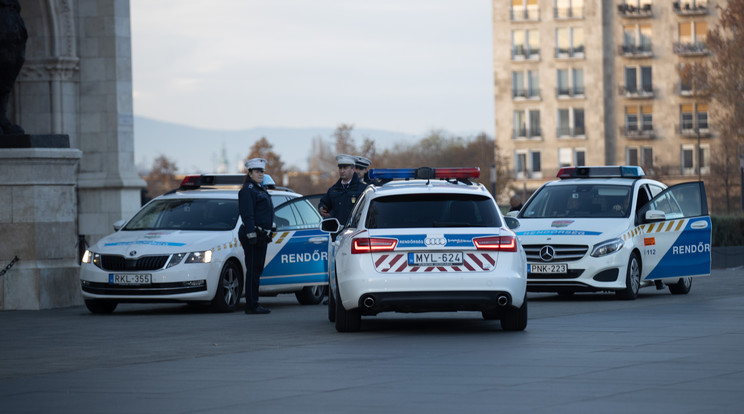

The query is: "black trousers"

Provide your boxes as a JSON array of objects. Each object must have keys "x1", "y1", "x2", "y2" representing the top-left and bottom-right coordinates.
[{"x1": 242, "y1": 238, "x2": 268, "y2": 309}]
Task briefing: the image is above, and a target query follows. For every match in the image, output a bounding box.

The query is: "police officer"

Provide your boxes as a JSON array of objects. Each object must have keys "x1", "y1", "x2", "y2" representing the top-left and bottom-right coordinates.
[
  {"x1": 354, "y1": 155, "x2": 372, "y2": 184},
  {"x1": 319, "y1": 154, "x2": 366, "y2": 225},
  {"x1": 239, "y1": 158, "x2": 274, "y2": 314}
]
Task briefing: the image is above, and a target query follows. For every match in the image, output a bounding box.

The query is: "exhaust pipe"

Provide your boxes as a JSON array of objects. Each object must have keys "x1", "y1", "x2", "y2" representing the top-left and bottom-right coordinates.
[
  {"x1": 363, "y1": 296, "x2": 375, "y2": 309},
  {"x1": 497, "y1": 295, "x2": 509, "y2": 307}
]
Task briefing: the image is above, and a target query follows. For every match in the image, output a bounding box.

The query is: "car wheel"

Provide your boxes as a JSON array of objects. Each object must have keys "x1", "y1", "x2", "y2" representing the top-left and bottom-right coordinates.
[
  {"x1": 295, "y1": 285, "x2": 327, "y2": 305},
  {"x1": 500, "y1": 299, "x2": 528, "y2": 331},
  {"x1": 85, "y1": 300, "x2": 117, "y2": 314},
  {"x1": 334, "y1": 288, "x2": 360, "y2": 332},
  {"x1": 328, "y1": 285, "x2": 336, "y2": 322},
  {"x1": 616, "y1": 252, "x2": 641, "y2": 300},
  {"x1": 211, "y1": 260, "x2": 243, "y2": 313},
  {"x1": 669, "y1": 277, "x2": 692, "y2": 295}
]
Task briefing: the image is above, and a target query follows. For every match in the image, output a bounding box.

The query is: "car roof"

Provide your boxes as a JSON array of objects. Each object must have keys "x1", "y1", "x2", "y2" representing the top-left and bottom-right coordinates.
[
  {"x1": 153, "y1": 187, "x2": 301, "y2": 201},
  {"x1": 541, "y1": 177, "x2": 663, "y2": 187},
  {"x1": 369, "y1": 179, "x2": 492, "y2": 197}
]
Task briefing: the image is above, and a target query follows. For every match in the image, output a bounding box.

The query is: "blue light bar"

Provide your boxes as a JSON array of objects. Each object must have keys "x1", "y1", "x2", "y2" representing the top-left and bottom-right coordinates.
[
  {"x1": 368, "y1": 168, "x2": 417, "y2": 179},
  {"x1": 557, "y1": 166, "x2": 645, "y2": 179},
  {"x1": 368, "y1": 167, "x2": 480, "y2": 180}
]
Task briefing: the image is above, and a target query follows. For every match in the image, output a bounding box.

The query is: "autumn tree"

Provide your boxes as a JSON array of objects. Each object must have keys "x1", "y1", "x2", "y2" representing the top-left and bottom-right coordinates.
[
  {"x1": 142, "y1": 155, "x2": 180, "y2": 202},
  {"x1": 705, "y1": 0, "x2": 744, "y2": 213},
  {"x1": 243, "y1": 137, "x2": 285, "y2": 186}
]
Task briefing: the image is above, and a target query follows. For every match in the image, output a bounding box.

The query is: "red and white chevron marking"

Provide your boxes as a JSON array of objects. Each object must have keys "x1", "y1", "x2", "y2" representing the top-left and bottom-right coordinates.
[{"x1": 373, "y1": 252, "x2": 497, "y2": 273}]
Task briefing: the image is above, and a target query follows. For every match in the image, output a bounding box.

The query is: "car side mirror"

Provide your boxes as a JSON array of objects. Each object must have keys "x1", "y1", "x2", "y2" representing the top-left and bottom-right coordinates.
[
  {"x1": 505, "y1": 211, "x2": 519, "y2": 218},
  {"x1": 504, "y1": 216, "x2": 520, "y2": 230},
  {"x1": 643, "y1": 209, "x2": 666, "y2": 223},
  {"x1": 113, "y1": 219, "x2": 126, "y2": 231},
  {"x1": 320, "y1": 218, "x2": 341, "y2": 233}
]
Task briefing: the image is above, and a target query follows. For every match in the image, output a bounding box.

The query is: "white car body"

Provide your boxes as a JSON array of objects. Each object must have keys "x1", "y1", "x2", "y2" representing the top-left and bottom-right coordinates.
[
  {"x1": 322, "y1": 168, "x2": 528, "y2": 332},
  {"x1": 512, "y1": 166, "x2": 711, "y2": 299}
]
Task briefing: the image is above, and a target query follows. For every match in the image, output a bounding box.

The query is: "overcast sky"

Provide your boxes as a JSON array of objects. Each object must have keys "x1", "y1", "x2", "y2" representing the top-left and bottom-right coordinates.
[{"x1": 130, "y1": 0, "x2": 495, "y2": 137}]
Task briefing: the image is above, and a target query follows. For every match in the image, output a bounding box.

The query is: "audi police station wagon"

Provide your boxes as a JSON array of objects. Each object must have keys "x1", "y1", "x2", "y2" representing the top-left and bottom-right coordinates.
[
  {"x1": 510, "y1": 166, "x2": 711, "y2": 299},
  {"x1": 321, "y1": 167, "x2": 528, "y2": 332},
  {"x1": 80, "y1": 174, "x2": 329, "y2": 313}
]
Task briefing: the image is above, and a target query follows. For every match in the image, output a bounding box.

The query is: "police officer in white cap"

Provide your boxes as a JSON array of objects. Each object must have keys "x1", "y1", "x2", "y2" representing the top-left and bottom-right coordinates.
[
  {"x1": 318, "y1": 154, "x2": 366, "y2": 225},
  {"x1": 239, "y1": 157, "x2": 274, "y2": 314},
  {"x1": 354, "y1": 155, "x2": 372, "y2": 184}
]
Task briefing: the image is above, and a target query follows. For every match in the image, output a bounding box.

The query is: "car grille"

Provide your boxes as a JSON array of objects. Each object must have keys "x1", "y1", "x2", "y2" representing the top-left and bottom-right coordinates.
[
  {"x1": 100, "y1": 255, "x2": 170, "y2": 271},
  {"x1": 523, "y1": 244, "x2": 588, "y2": 262}
]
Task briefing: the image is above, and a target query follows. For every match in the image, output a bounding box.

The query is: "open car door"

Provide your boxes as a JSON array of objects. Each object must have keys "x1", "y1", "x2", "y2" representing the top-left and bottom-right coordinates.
[{"x1": 637, "y1": 181, "x2": 711, "y2": 280}]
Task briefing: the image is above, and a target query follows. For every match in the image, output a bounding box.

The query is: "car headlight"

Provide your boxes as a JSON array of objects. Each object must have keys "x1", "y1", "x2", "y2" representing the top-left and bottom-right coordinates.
[
  {"x1": 590, "y1": 238, "x2": 624, "y2": 257},
  {"x1": 81, "y1": 250, "x2": 102, "y2": 268},
  {"x1": 185, "y1": 250, "x2": 213, "y2": 264}
]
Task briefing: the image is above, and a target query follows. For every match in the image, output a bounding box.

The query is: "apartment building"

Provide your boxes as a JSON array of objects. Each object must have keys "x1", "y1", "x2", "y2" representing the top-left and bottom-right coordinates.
[{"x1": 494, "y1": 0, "x2": 718, "y2": 195}]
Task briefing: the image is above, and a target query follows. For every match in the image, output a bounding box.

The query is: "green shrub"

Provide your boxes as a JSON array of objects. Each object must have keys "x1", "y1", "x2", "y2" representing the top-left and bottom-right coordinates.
[{"x1": 711, "y1": 215, "x2": 744, "y2": 246}]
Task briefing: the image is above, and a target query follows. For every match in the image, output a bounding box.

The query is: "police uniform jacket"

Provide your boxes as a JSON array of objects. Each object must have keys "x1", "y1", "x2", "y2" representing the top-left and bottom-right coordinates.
[
  {"x1": 319, "y1": 173, "x2": 366, "y2": 225},
  {"x1": 238, "y1": 177, "x2": 274, "y2": 240}
]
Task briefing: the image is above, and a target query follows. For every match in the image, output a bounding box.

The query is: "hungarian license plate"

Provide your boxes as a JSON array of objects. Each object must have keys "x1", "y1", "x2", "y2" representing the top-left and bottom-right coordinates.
[
  {"x1": 109, "y1": 274, "x2": 152, "y2": 285},
  {"x1": 528, "y1": 264, "x2": 568, "y2": 274},
  {"x1": 408, "y1": 252, "x2": 463, "y2": 266}
]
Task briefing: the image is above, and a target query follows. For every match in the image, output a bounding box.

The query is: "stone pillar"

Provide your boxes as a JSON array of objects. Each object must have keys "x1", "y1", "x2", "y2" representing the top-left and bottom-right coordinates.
[{"x1": 0, "y1": 146, "x2": 82, "y2": 310}]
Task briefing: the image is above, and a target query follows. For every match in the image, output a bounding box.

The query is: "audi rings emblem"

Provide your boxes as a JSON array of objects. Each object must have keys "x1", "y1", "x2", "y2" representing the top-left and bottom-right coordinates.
[
  {"x1": 129, "y1": 250, "x2": 137, "y2": 257},
  {"x1": 424, "y1": 237, "x2": 447, "y2": 246},
  {"x1": 539, "y1": 246, "x2": 556, "y2": 262}
]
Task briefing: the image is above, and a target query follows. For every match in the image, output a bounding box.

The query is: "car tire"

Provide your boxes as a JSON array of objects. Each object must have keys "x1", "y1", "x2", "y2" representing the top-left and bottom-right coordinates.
[
  {"x1": 500, "y1": 298, "x2": 528, "y2": 331},
  {"x1": 328, "y1": 286, "x2": 336, "y2": 322},
  {"x1": 295, "y1": 285, "x2": 327, "y2": 305},
  {"x1": 668, "y1": 277, "x2": 692, "y2": 295},
  {"x1": 334, "y1": 288, "x2": 360, "y2": 332},
  {"x1": 616, "y1": 252, "x2": 641, "y2": 300},
  {"x1": 211, "y1": 260, "x2": 243, "y2": 313},
  {"x1": 85, "y1": 300, "x2": 117, "y2": 314}
]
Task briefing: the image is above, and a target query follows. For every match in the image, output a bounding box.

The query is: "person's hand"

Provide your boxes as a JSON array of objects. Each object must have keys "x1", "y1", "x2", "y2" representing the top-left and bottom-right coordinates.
[{"x1": 319, "y1": 206, "x2": 330, "y2": 218}]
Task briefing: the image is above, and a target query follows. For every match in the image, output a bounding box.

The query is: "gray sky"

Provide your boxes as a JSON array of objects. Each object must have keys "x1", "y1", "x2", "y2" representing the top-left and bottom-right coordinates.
[{"x1": 130, "y1": 0, "x2": 495, "y2": 137}]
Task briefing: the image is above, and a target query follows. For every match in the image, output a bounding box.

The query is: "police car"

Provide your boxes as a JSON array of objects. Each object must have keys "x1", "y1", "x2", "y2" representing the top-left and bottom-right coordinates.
[
  {"x1": 511, "y1": 166, "x2": 711, "y2": 299},
  {"x1": 321, "y1": 167, "x2": 527, "y2": 332},
  {"x1": 80, "y1": 174, "x2": 329, "y2": 313}
]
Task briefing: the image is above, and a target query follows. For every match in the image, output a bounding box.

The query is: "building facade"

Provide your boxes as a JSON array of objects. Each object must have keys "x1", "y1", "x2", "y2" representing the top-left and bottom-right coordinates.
[{"x1": 494, "y1": 0, "x2": 718, "y2": 197}]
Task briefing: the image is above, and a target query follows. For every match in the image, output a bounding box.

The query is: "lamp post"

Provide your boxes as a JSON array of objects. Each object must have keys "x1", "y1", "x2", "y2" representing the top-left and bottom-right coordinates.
[{"x1": 740, "y1": 149, "x2": 744, "y2": 212}]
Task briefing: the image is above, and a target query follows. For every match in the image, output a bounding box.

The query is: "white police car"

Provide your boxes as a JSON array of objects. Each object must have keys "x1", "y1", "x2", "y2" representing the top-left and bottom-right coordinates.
[
  {"x1": 511, "y1": 166, "x2": 711, "y2": 299},
  {"x1": 80, "y1": 174, "x2": 329, "y2": 313},
  {"x1": 321, "y1": 167, "x2": 527, "y2": 332}
]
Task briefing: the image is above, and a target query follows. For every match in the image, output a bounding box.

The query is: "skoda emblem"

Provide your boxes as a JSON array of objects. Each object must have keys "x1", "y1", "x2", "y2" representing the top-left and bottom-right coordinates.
[
  {"x1": 129, "y1": 250, "x2": 137, "y2": 257},
  {"x1": 539, "y1": 246, "x2": 555, "y2": 262}
]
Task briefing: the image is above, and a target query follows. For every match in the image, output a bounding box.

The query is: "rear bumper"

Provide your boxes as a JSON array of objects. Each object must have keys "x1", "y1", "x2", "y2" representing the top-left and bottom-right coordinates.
[{"x1": 356, "y1": 290, "x2": 514, "y2": 315}]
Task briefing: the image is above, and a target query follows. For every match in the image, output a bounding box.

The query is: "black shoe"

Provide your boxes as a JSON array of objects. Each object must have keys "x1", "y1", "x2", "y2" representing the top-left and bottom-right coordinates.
[{"x1": 245, "y1": 305, "x2": 270, "y2": 314}]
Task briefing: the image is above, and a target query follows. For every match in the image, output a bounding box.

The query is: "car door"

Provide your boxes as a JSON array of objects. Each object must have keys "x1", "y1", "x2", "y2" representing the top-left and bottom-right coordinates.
[
  {"x1": 637, "y1": 181, "x2": 711, "y2": 280},
  {"x1": 262, "y1": 195, "x2": 329, "y2": 288}
]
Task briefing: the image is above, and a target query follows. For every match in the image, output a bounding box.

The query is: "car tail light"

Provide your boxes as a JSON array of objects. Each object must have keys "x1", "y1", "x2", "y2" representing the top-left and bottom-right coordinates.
[
  {"x1": 352, "y1": 237, "x2": 398, "y2": 254},
  {"x1": 473, "y1": 236, "x2": 517, "y2": 252}
]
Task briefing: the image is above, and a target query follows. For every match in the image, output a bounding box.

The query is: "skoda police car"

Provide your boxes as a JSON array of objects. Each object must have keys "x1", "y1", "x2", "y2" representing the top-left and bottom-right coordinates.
[
  {"x1": 80, "y1": 174, "x2": 329, "y2": 313},
  {"x1": 511, "y1": 166, "x2": 711, "y2": 299},
  {"x1": 321, "y1": 167, "x2": 527, "y2": 332}
]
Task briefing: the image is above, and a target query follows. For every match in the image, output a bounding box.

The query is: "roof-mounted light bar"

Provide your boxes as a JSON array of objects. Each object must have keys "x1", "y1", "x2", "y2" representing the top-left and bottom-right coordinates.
[
  {"x1": 179, "y1": 174, "x2": 246, "y2": 188},
  {"x1": 368, "y1": 167, "x2": 480, "y2": 181},
  {"x1": 557, "y1": 166, "x2": 645, "y2": 179}
]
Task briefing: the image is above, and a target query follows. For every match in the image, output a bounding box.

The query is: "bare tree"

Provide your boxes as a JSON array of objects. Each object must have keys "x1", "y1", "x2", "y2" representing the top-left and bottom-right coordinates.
[
  {"x1": 142, "y1": 155, "x2": 180, "y2": 202},
  {"x1": 242, "y1": 137, "x2": 285, "y2": 186}
]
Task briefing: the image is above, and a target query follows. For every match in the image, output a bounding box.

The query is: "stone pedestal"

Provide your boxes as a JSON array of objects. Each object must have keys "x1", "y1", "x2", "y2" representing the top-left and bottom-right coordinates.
[{"x1": 0, "y1": 144, "x2": 83, "y2": 309}]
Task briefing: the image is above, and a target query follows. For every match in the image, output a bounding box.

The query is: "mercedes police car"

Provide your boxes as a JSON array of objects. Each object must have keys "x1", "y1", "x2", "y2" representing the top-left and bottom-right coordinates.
[
  {"x1": 80, "y1": 174, "x2": 329, "y2": 313},
  {"x1": 510, "y1": 166, "x2": 711, "y2": 299},
  {"x1": 321, "y1": 167, "x2": 527, "y2": 332}
]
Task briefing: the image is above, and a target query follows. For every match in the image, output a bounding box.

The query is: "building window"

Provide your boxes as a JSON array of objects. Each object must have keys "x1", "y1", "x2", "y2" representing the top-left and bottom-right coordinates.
[
  {"x1": 680, "y1": 103, "x2": 709, "y2": 134},
  {"x1": 513, "y1": 109, "x2": 541, "y2": 139},
  {"x1": 681, "y1": 145, "x2": 709, "y2": 175},
  {"x1": 625, "y1": 66, "x2": 653, "y2": 94},
  {"x1": 557, "y1": 68, "x2": 584, "y2": 97},
  {"x1": 558, "y1": 147, "x2": 585, "y2": 168},
  {"x1": 642, "y1": 146, "x2": 654, "y2": 168},
  {"x1": 623, "y1": 24, "x2": 652, "y2": 55},
  {"x1": 513, "y1": 70, "x2": 540, "y2": 99},
  {"x1": 558, "y1": 107, "x2": 585, "y2": 137},
  {"x1": 515, "y1": 150, "x2": 542, "y2": 179},
  {"x1": 512, "y1": 0, "x2": 540, "y2": 21},
  {"x1": 512, "y1": 29, "x2": 540, "y2": 60},
  {"x1": 627, "y1": 147, "x2": 639, "y2": 166},
  {"x1": 556, "y1": 27, "x2": 584, "y2": 58},
  {"x1": 555, "y1": 0, "x2": 584, "y2": 19},
  {"x1": 675, "y1": 21, "x2": 707, "y2": 54}
]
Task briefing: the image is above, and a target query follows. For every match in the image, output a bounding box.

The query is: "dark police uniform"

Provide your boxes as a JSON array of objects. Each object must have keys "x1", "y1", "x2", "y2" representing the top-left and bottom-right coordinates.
[
  {"x1": 238, "y1": 176, "x2": 274, "y2": 312},
  {"x1": 318, "y1": 172, "x2": 366, "y2": 226}
]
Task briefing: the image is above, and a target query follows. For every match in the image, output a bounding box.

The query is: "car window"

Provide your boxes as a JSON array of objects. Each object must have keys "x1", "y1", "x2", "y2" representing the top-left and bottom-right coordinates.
[
  {"x1": 639, "y1": 182, "x2": 706, "y2": 220},
  {"x1": 124, "y1": 199, "x2": 238, "y2": 231},
  {"x1": 521, "y1": 184, "x2": 632, "y2": 218},
  {"x1": 366, "y1": 194, "x2": 501, "y2": 228},
  {"x1": 274, "y1": 203, "x2": 300, "y2": 229},
  {"x1": 294, "y1": 199, "x2": 322, "y2": 226},
  {"x1": 271, "y1": 194, "x2": 289, "y2": 207},
  {"x1": 348, "y1": 192, "x2": 368, "y2": 228},
  {"x1": 273, "y1": 195, "x2": 324, "y2": 230}
]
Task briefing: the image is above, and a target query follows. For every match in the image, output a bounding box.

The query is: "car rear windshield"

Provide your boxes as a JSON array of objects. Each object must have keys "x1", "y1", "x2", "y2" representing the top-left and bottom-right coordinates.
[
  {"x1": 124, "y1": 199, "x2": 239, "y2": 231},
  {"x1": 521, "y1": 184, "x2": 632, "y2": 218},
  {"x1": 365, "y1": 194, "x2": 501, "y2": 228}
]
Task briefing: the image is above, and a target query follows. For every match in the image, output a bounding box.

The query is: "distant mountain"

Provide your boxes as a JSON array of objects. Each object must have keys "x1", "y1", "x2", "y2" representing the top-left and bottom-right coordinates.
[{"x1": 133, "y1": 116, "x2": 421, "y2": 173}]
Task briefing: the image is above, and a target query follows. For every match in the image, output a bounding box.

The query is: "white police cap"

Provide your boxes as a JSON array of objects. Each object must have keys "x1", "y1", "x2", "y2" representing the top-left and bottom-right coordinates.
[
  {"x1": 336, "y1": 154, "x2": 356, "y2": 166},
  {"x1": 244, "y1": 158, "x2": 267, "y2": 170},
  {"x1": 354, "y1": 156, "x2": 371, "y2": 169}
]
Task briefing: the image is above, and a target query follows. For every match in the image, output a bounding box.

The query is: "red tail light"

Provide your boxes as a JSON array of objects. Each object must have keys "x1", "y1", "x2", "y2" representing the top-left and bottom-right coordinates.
[
  {"x1": 473, "y1": 236, "x2": 517, "y2": 252},
  {"x1": 180, "y1": 175, "x2": 201, "y2": 187},
  {"x1": 352, "y1": 238, "x2": 398, "y2": 254}
]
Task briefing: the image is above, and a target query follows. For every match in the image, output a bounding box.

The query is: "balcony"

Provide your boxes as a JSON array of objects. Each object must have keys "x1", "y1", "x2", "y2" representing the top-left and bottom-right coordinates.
[
  {"x1": 555, "y1": 47, "x2": 585, "y2": 60},
  {"x1": 677, "y1": 125, "x2": 712, "y2": 138},
  {"x1": 675, "y1": 82, "x2": 709, "y2": 97},
  {"x1": 557, "y1": 87, "x2": 586, "y2": 99},
  {"x1": 513, "y1": 89, "x2": 541, "y2": 101},
  {"x1": 673, "y1": 41, "x2": 708, "y2": 56},
  {"x1": 618, "y1": 85, "x2": 655, "y2": 99},
  {"x1": 620, "y1": 126, "x2": 655, "y2": 139},
  {"x1": 555, "y1": 7, "x2": 584, "y2": 20},
  {"x1": 618, "y1": 3, "x2": 653, "y2": 18},
  {"x1": 618, "y1": 44, "x2": 653, "y2": 58},
  {"x1": 512, "y1": 48, "x2": 540, "y2": 62},
  {"x1": 557, "y1": 125, "x2": 586, "y2": 138},
  {"x1": 513, "y1": 128, "x2": 542, "y2": 140},
  {"x1": 673, "y1": 1, "x2": 709, "y2": 16},
  {"x1": 511, "y1": 7, "x2": 540, "y2": 21}
]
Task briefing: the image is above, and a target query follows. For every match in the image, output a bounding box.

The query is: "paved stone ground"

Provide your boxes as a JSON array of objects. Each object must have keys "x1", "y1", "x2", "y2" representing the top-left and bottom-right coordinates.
[{"x1": 1, "y1": 268, "x2": 742, "y2": 413}]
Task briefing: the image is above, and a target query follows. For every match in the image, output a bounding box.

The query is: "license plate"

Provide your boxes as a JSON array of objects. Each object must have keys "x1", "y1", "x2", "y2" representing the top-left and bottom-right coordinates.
[
  {"x1": 408, "y1": 252, "x2": 463, "y2": 266},
  {"x1": 529, "y1": 264, "x2": 568, "y2": 274},
  {"x1": 109, "y1": 274, "x2": 152, "y2": 285}
]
